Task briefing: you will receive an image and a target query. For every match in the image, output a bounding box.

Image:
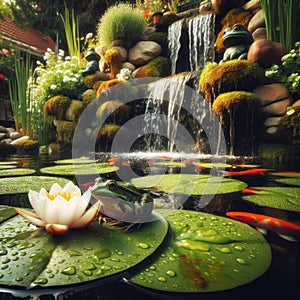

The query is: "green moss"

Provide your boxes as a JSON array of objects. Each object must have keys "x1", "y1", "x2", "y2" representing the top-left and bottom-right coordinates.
[
  {"x1": 44, "y1": 95, "x2": 71, "y2": 120},
  {"x1": 71, "y1": 101, "x2": 85, "y2": 122},
  {"x1": 135, "y1": 56, "x2": 171, "y2": 78},
  {"x1": 276, "y1": 106, "x2": 300, "y2": 145},
  {"x1": 97, "y1": 3, "x2": 146, "y2": 49},
  {"x1": 56, "y1": 121, "x2": 76, "y2": 144},
  {"x1": 200, "y1": 60, "x2": 264, "y2": 103},
  {"x1": 156, "y1": 13, "x2": 182, "y2": 33},
  {"x1": 83, "y1": 74, "x2": 101, "y2": 89},
  {"x1": 258, "y1": 143, "x2": 300, "y2": 165},
  {"x1": 14, "y1": 139, "x2": 39, "y2": 155},
  {"x1": 96, "y1": 100, "x2": 131, "y2": 125},
  {"x1": 213, "y1": 91, "x2": 261, "y2": 115},
  {"x1": 82, "y1": 89, "x2": 97, "y2": 107}
]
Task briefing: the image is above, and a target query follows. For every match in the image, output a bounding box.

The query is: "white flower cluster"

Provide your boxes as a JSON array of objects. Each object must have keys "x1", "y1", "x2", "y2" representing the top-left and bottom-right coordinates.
[{"x1": 265, "y1": 42, "x2": 300, "y2": 94}]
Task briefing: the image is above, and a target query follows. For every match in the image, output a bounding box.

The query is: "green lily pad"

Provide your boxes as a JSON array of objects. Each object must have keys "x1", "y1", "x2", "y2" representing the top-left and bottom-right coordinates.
[
  {"x1": 243, "y1": 187, "x2": 300, "y2": 212},
  {"x1": 0, "y1": 168, "x2": 36, "y2": 177},
  {"x1": 131, "y1": 174, "x2": 247, "y2": 195},
  {"x1": 0, "y1": 206, "x2": 17, "y2": 222},
  {"x1": 54, "y1": 158, "x2": 95, "y2": 164},
  {"x1": 154, "y1": 162, "x2": 187, "y2": 167},
  {"x1": 271, "y1": 172, "x2": 300, "y2": 186},
  {"x1": 40, "y1": 163, "x2": 118, "y2": 176},
  {"x1": 0, "y1": 210, "x2": 168, "y2": 290},
  {"x1": 0, "y1": 176, "x2": 71, "y2": 195},
  {"x1": 193, "y1": 162, "x2": 232, "y2": 169},
  {"x1": 0, "y1": 162, "x2": 18, "y2": 165},
  {"x1": 0, "y1": 165, "x2": 16, "y2": 169},
  {"x1": 129, "y1": 209, "x2": 271, "y2": 293}
]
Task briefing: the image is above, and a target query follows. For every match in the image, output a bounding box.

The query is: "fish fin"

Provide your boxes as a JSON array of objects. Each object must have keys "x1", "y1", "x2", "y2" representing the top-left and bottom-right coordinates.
[
  {"x1": 277, "y1": 234, "x2": 298, "y2": 242},
  {"x1": 255, "y1": 227, "x2": 268, "y2": 235}
]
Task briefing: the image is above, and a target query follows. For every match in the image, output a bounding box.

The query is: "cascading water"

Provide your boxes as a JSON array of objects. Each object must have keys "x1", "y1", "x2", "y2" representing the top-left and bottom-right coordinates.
[
  {"x1": 188, "y1": 13, "x2": 215, "y2": 71},
  {"x1": 168, "y1": 19, "x2": 184, "y2": 75},
  {"x1": 168, "y1": 13, "x2": 215, "y2": 74}
]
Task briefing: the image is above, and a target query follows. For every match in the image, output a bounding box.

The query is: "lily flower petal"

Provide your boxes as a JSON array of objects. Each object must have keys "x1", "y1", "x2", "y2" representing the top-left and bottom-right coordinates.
[
  {"x1": 71, "y1": 201, "x2": 100, "y2": 228},
  {"x1": 45, "y1": 224, "x2": 69, "y2": 235},
  {"x1": 14, "y1": 207, "x2": 46, "y2": 227}
]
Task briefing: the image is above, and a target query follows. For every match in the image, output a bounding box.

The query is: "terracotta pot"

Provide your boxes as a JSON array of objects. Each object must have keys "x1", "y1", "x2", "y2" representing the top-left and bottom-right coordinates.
[{"x1": 152, "y1": 12, "x2": 163, "y2": 25}]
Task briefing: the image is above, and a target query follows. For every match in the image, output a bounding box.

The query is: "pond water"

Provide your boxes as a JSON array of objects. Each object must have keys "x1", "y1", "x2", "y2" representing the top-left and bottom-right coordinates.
[{"x1": 0, "y1": 151, "x2": 299, "y2": 300}]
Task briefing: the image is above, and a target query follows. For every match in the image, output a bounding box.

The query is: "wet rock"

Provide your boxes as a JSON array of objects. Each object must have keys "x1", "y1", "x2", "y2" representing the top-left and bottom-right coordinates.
[
  {"x1": 264, "y1": 116, "x2": 282, "y2": 127},
  {"x1": 247, "y1": 9, "x2": 265, "y2": 33},
  {"x1": 111, "y1": 46, "x2": 128, "y2": 63},
  {"x1": 199, "y1": 0, "x2": 213, "y2": 14},
  {"x1": 252, "y1": 27, "x2": 267, "y2": 41},
  {"x1": 6, "y1": 127, "x2": 15, "y2": 134},
  {"x1": 292, "y1": 99, "x2": 300, "y2": 107},
  {"x1": 144, "y1": 26, "x2": 156, "y2": 35},
  {"x1": 121, "y1": 62, "x2": 136, "y2": 71},
  {"x1": 254, "y1": 84, "x2": 290, "y2": 106},
  {"x1": 0, "y1": 133, "x2": 7, "y2": 140},
  {"x1": 0, "y1": 125, "x2": 7, "y2": 133},
  {"x1": 243, "y1": 0, "x2": 261, "y2": 12},
  {"x1": 9, "y1": 131, "x2": 22, "y2": 140},
  {"x1": 261, "y1": 98, "x2": 291, "y2": 116},
  {"x1": 1, "y1": 138, "x2": 12, "y2": 144},
  {"x1": 128, "y1": 41, "x2": 162, "y2": 66},
  {"x1": 10, "y1": 135, "x2": 29, "y2": 145}
]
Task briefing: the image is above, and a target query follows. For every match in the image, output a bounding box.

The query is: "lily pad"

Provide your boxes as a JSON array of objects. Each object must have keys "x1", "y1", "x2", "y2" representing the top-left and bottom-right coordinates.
[
  {"x1": 0, "y1": 209, "x2": 168, "y2": 292},
  {"x1": 243, "y1": 187, "x2": 300, "y2": 212},
  {"x1": 0, "y1": 176, "x2": 71, "y2": 195},
  {"x1": 131, "y1": 174, "x2": 247, "y2": 195},
  {"x1": 128, "y1": 209, "x2": 271, "y2": 293},
  {"x1": 271, "y1": 172, "x2": 300, "y2": 187},
  {"x1": 0, "y1": 162, "x2": 18, "y2": 165},
  {"x1": 0, "y1": 165, "x2": 16, "y2": 169},
  {"x1": 0, "y1": 168, "x2": 36, "y2": 177},
  {"x1": 154, "y1": 162, "x2": 187, "y2": 167},
  {"x1": 194, "y1": 162, "x2": 232, "y2": 169},
  {"x1": 54, "y1": 158, "x2": 95, "y2": 164},
  {"x1": 40, "y1": 163, "x2": 118, "y2": 176}
]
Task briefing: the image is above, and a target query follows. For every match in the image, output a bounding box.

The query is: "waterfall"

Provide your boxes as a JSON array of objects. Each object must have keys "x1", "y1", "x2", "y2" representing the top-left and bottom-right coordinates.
[
  {"x1": 143, "y1": 73, "x2": 210, "y2": 152},
  {"x1": 168, "y1": 20, "x2": 184, "y2": 75},
  {"x1": 188, "y1": 13, "x2": 215, "y2": 71}
]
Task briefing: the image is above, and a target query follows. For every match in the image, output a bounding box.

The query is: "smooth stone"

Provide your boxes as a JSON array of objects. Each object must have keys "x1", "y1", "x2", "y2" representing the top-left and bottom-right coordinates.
[
  {"x1": 248, "y1": 9, "x2": 265, "y2": 33},
  {"x1": 10, "y1": 135, "x2": 29, "y2": 145},
  {"x1": 254, "y1": 83, "x2": 290, "y2": 106},
  {"x1": 261, "y1": 98, "x2": 291, "y2": 116}
]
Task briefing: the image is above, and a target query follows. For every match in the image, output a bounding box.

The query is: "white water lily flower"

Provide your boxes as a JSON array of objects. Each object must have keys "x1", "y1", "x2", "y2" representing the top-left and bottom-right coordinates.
[{"x1": 15, "y1": 181, "x2": 100, "y2": 235}]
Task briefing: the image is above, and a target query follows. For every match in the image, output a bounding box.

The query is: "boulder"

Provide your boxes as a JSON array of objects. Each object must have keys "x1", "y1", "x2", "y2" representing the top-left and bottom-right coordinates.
[
  {"x1": 9, "y1": 131, "x2": 22, "y2": 140},
  {"x1": 252, "y1": 27, "x2": 267, "y2": 41},
  {"x1": 247, "y1": 9, "x2": 265, "y2": 33},
  {"x1": 243, "y1": 0, "x2": 261, "y2": 12},
  {"x1": 111, "y1": 46, "x2": 128, "y2": 63},
  {"x1": 121, "y1": 62, "x2": 136, "y2": 71},
  {"x1": 10, "y1": 135, "x2": 29, "y2": 145},
  {"x1": 247, "y1": 39, "x2": 288, "y2": 68},
  {"x1": 128, "y1": 41, "x2": 162, "y2": 66},
  {"x1": 261, "y1": 98, "x2": 291, "y2": 116},
  {"x1": 254, "y1": 83, "x2": 290, "y2": 106}
]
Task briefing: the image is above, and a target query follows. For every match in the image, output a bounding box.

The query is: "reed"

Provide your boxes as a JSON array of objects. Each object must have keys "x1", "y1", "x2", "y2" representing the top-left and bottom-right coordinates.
[
  {"x1": 60, "y1": 2, "x2": 81, "y2": 59},
  {"x1": 260, "y1": 0, "x2": 300, "y2": 51},
  {"x1": 8, "y1": 51, "x2": 32, "y2": 135}
]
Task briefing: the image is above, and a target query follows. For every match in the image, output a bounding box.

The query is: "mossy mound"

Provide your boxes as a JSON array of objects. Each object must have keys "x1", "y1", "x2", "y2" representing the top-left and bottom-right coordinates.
[
  {"x1": 82, "y1": 89, "x2": 97, "y2": 107},
  {"x1": 135, "y1": 56, "x2": 171, "y2": 78},
  {"x1": 156, "y1": 13, "x2": 182, "y2": 33},
  {"x1": 83, "y1": 74, "x2": 102, "y2": 89},
  {"x1": 56, "y1": 121, "x2": 76, "y2": 144},
  {"x1": 200, "y1": 60, "x2": 264, "y2": 103},
  {"x1": 276, "y1": 106, "x2": 300, "y2": 145},
  {"x1": 96, "y1": 100, "x2": 131, "y2": 125},
  {"x1": 14, "y1": 139, "x2": 39, "y2": 155},
  {"x1": 44, "y1": 95, "x2": 71, "y2": 120},
  {"x1": 213, "y1": 91, "x2": 261, "y2": 115}
]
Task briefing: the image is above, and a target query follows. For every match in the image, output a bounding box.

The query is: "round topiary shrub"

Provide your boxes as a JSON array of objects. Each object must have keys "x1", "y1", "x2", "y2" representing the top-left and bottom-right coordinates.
[{"x1": 97, "y1": 3, "x2": 146, "y2": 50}]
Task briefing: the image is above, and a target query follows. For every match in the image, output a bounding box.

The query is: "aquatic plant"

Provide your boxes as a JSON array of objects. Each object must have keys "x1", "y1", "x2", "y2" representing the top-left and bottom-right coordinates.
[
  {"x1": 15, "y1": 181, "x2": 100, "y2": 235},
  {"x1": 44, "y1": 95, "x2": 71, "y2": 120},
  {"x1": 260, "y1": 0, "x2": 300, "y2": 51},
  {"x1": 60, "y1": 2, "x2": 81, "y2": 59},
  {"x1": 199, "y1": 60, "x2": 265, "y2": 103},
  {"x1": 97, "y1": 3, "x2": 146, "y2": 49},
  {"x1": 8, "y1": 50, "x2": 33, "y2": 135},
  {"x1": 265, "y1": 42, "x2": 300, "y2": 96}
]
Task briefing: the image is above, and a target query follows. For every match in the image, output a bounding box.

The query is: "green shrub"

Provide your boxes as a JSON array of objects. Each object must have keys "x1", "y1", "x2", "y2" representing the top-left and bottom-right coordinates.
[{"x1": 97, "y1": 3, "x2": 146, "y2": 49}]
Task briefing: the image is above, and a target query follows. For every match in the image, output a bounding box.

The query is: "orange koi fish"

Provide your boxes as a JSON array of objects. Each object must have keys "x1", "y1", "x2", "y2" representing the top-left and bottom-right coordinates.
[
  {"x1": 79, "y1": 181, "x2": 95, "y2": 191},
  {"x1": 226, "y1": 211, "x2": 300, "y2": 242},
  {"x1": 242, "y1": 188, "x2": 262, "y2": 195},
  {"x1": 224, "y1": 168, "x2": 268, "y2": 177}
]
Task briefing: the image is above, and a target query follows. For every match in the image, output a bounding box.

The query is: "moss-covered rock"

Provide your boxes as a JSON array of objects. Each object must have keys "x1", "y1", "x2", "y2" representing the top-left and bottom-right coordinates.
[
  {"x1": 135, "y1": 56, "x2": 171, "y2": 78},
  {"x1": 56, "y1": 121, "x2": 76, "y2": 144},
  {"x1": 155, "y1": 13, "x2": 182, "y2": 33},
  {"x1": 71, "y1": 101, "x2": 85, "y2": 122},
  {"x1": 82, "y1": 89, "x2": 97, "y2": 107},
  {"x1": 96, "y1": 100, "x2": 131, "y2": 125},
  {"x1": 199, "y1": 60, "x2": 264, "y2": 103},
  {"x1": 83, "y1": 74, "x2": 103, "y2": 89},
  {"x1": 276, "y1": 106, "x2": 300, "y2": 145},
  {"x1": 15, "y1": 139, "x2": 39, "y2": 155},
  {"x1": 44, "y1": 95, "x2": 72, "y2": 120}
]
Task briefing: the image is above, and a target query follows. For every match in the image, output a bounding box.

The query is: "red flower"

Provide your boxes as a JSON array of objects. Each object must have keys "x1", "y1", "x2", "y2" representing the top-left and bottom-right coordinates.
[
  {"x1": 144, "y1": 9, "x2": 151, "y2": 18},
  {"x1": 0, "y1": 74, "x2": 5, "y2": 79}
]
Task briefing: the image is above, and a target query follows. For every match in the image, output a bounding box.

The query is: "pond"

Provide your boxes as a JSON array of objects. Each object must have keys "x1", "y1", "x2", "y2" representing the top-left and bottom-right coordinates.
[{"x1": 0, "y1": 151, "x2": 299, "y2": 300}]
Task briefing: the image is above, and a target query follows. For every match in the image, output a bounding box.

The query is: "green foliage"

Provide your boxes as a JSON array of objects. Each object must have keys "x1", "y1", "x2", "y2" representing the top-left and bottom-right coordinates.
[
  {"x1": 260, "y1": 0, "x2": 300, "y2": 52},
  {"x1": 8, "y1": 50, "x2": 33, "y2": 134},
  {"x1": 156, "y1": 13, "x2": 182, "y2": 32},
  {"x1": 0, "y1": 38, "x2": 16, "y2": 88},
  {"x1": 82, "y1": 89, "x2": 96, "y2": 106},
  {"x1": 265, "y1": 42, "x2": 300, "y2": 95},
  {"x1": 97, "y1": 3, "x2": 146, "y2": 49}
]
